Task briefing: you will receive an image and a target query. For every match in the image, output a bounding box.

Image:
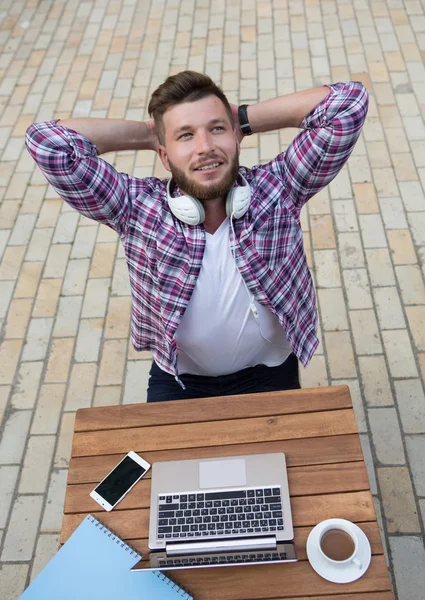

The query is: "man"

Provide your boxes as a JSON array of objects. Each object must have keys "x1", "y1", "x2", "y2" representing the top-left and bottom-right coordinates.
[{"x1": 26, "y1": 71, "x2": 368, "y2": 402}]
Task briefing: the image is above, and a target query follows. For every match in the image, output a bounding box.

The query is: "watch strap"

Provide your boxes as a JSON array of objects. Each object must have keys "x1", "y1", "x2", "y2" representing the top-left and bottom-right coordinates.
[{"x1": 238, "y1": 104, "x2": 253, "y2": 136}]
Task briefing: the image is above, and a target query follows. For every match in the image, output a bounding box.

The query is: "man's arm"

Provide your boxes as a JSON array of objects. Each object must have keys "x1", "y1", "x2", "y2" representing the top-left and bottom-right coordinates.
[
  {"x1": 56, "y1": 118, "x2": 158, "y2": 155},
  {"x1": 241, "y1": 81, "x2": 369, "y2": 214},
  {"x1": 241, "y1": 86, "x2": 330, "y2": 133}
]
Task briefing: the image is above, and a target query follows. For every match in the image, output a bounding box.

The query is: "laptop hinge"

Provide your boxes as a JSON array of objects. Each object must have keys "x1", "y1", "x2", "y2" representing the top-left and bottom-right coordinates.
[{"x1": 166, "y1": 536, "x2": 277, "y2": 556}]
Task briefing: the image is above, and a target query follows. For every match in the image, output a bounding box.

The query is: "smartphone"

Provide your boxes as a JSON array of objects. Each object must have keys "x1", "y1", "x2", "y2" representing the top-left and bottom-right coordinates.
[{"x1": 89, "y1": 451, "x2": 151, "y2": 511}]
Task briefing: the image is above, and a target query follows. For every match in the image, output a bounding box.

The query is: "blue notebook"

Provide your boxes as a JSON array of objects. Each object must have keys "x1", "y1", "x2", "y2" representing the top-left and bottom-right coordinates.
[{"x1": 20, "y1": 515, "x2": 193, "y2": 599}]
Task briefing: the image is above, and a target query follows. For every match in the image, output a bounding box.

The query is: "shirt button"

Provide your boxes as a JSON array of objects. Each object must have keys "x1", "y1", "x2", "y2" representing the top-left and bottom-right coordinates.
[{"x1": 190, "y1": 274, "x2": 196, "y2": 280}]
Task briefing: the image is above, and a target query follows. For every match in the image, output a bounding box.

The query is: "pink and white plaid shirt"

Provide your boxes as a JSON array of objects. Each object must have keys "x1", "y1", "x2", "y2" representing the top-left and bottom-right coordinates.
[{"x1": 26, "y1": 81, "x2": 368, "y2": 381}]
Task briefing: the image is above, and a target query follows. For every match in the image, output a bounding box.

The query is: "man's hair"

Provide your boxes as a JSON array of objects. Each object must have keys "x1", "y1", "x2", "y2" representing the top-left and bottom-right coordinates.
[{"x1": 148, "y1": 70, "x2": 234, "y2": 144}]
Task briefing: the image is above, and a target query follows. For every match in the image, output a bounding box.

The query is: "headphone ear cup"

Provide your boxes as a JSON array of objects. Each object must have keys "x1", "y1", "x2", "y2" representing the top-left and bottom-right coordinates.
[
  {"x1": 166, "y1": 180, "x2": 205, "y2": 225},
  {"x1": 226, "y1": 175, "x2": 251, "y2": 219}
]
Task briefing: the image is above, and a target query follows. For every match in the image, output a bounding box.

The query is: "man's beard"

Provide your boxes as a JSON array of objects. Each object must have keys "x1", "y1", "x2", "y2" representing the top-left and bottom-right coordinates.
[{"x1": 168, "y1": 152, "x2": 240, "y2": 201}]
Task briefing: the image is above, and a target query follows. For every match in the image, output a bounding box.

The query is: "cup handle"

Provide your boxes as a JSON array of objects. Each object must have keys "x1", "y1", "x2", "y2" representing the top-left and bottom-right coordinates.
[{"x1": 353, "y1": 557, "x2": 362, "y2": 569}]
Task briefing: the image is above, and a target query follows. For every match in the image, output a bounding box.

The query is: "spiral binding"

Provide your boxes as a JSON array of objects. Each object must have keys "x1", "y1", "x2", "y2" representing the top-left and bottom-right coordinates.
[
  {"x1": 87, "y1": 515, "x2": 141, "y2": 559},
  {"x1": 87, "y1": 515, "x2": 192, "y2": 599},
  {"x1": 153, "y1": 570, "x2": 192, "y2": 599}
]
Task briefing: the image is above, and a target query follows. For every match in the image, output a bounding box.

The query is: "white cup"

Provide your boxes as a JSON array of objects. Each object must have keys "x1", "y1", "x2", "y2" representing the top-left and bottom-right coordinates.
[{"x1": 317, "y1": 519, "x2": 362, "y2": 569}]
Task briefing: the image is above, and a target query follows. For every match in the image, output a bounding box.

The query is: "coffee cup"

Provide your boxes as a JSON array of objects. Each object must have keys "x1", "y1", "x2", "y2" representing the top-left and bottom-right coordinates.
[{"x1": 317, "y1": 519, "x2": 362, "y2": 569}]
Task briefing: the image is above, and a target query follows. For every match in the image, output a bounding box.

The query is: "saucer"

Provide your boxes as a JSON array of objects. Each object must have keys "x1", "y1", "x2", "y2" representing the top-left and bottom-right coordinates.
[{"x1": 306, "y1": 520, "x2": 371, "y2": 584}]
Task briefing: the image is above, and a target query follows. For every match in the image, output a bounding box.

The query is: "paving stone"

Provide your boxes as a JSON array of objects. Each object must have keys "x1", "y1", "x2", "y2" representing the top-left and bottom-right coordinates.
[
  {"x1": 30, "y1": 533, "x2": 60, "y2": 581},
  {"x1": 75, "y1": 318, "x2": 103, "y2": 362},
  {"x1": 0, "y1": 409, "x2": 32, "y2": 464},
  {"x1": 382, "y1": 330, "x2": 418, "y2": 378},
  {"x1": 93, "y1": 385, "x2": 122, "y2": 407},
  {"x1": 0, "y1": 385, "x2": 11, "y2": 426},
  {"x1": 8, "y1": 213, "x2": 37, "y2": 246},
  {"x1": 0, "y1": 280, "x2": 15, "y2": 320},
  {"x1": 332, "y1": 199, "x2": 358, "y2": 232},
  {"x1": 369, "y1": 407, "x2": 406, "y2": 465},
  {"x1": 25, "y1": 227, "x2": 54, "y2": 261},
  {"x1": 349, "y1": 309, "x2": 382, "y2": 355},
  {"x1": 0, "y1": 564, "x2": 29, "y2": 600},
  {"x1": 373, "y1": 286, "x2": 406, "y2": 330},
  {"x1": 390, "y1": 536, "x2": 425, "y2": 600},
  {"x1": 70, "y1": 225, "x2": 98, "y2": 259},
  {"x1": 324, "y1": 331, "x2": 357, "y2": 379},
  {"x1": 405, "y1": 435, "x2": 425, "y2": 496},
  {"x1": 359, "y1": 434, "x2": 378, "y2": 495},
  {"x1": 21, "y1": 317, "x2": 53, "y2": 362},
  {"x1": 32, "y1": 278, "x2": 62, "y2": 318},
  {"x1": 43, "y1": 243, "x2": 71, "y2": 278},
  {"x1": 111, "y1": 258, "x2": 131, "y2": 295},
  {"x1": 52, "y1": 211, "x2": 79, "y2": 243},
  {"x1": 343, "y1": 268, "x2": 373, "y2": 309},
  {"x1": 65, "y1": 363, "x2": 97, "y2": 410},
  {"x1": 387, "y1": 229, "x2": 417, "y2": 265},
  {"x1": 13, "y1": 262, "x2": 43, "y2": 298},
  {"x1": 123, "y1": 360, "x2": 151, "y2": 404},
  {"x1": 405, "y1": 305, "x2": 425, "y2": 351},
  {"x1": 317, "y1": 288, "x2": 349, "y2": 331},
  {"x1": 11, "y1": 361, "x2": 43, "y2": 409},
  {"x1": 337, "y1": 232, "x2": 365, "y2": 268},
  {"x1": 97, "y1": 338, "x2": 127, "y2": 386},
  {"x1": 1, "y1": 495, "x2": 44, "y2": 561},
  {"x1": 394, "y1": 379, "x2": 425, "y2": 434},
  {"x1": 41, "y1": 469, "x2": 68, "y2": 532},
  {"x1": 4, "y1": 298, "x2": 33, "y2": 339},
  {"x1": 379, "y1": 197, "x2": 408, "y2": 230},
  {"x1": 358, "y1": 214, "x2": 388, "y2": 248},
  {"x1": 19, "y1": 435, "x2": 56, "y2": 494},
  {"x1": 378, "y1": 466, "x2": 420, "y2": 533},
  {"x1": 310, "y1": 214, "x2": 336, "y2": 249},
  {"x1": 81, "y1": 277, "x2": 110, "y2": 317},
  {"x1": 407, "y1": 211, "x2": 425, "y2": 245},
  {"x1": 62, "y1": 258, "x2": 90, "y2": 296},
  {"x1": 31, "y1": 383, "x2": 65, "y2": 435},
  {"x1": 314, "y1": 250, "x2": 341, "y2": 288},
  {"x1": 395, "y1": 265, "x2": 425, "y2": 305},
  {"x1": 0, "y1": 246, "x2": 26, "y2": 280},
  {"x1": 54, "y1": 412, "x2": 76, "y2": 469},
  {"x1": 299, "y1": 354, "x2": 329, "y2": 388},
  {"x1": 104, "y1": 296, "x2": 131, "y2": 338},
  {"x1": 53, "y1": 295, "x2": 82, "y2": 337},
  {"x1": 365, "y1": 248, "x2": 396, "y2": 286},
  {"x1": 0, "y1": 466, "x2": 19, "y2": 528},
  {"x1": 0, "y1": 339, "x2": 23, "y2": 385}
]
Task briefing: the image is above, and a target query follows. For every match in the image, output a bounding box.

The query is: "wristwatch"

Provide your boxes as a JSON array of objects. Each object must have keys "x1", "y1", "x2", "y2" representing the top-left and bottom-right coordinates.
[{"x1": 238, "y1": 104, "x2": 253, "y2": 136}]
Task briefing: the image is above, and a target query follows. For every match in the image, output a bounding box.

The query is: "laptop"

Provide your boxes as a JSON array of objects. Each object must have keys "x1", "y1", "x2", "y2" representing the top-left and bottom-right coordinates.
[{"x1": 131, "y1": 452, "x2": 297, "y2": 571}]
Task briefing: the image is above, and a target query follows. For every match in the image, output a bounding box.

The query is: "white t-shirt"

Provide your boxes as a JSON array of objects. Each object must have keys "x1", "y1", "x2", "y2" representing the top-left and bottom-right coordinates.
[{"x1": 175, "y1": 218, "x2": 292, "y2": 376}]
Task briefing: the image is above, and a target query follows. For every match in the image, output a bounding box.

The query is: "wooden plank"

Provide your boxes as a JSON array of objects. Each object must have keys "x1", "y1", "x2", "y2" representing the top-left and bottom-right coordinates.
[
  {"x1": 60, "y1": 491, "x2": 375, "y2": 543},
  {"x1": 71, "y1": 409, "x2": 358, "y2": 457},
  {"x1": 65, "y1": 462, "x2": 370, "y2": 513},
  {"x1": 74, "y1": 386, "x2": 352, "y2": 431},
  {"x1": 148, "y1": 556, "x2": 392, "y2": 599},
  {"x1": 68, "y1": 435, "x2": 363, "y2": 483}
]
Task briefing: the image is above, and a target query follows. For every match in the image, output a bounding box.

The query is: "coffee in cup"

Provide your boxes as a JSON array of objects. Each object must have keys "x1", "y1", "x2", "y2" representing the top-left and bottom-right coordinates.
[
  {"x1": 320, "y1": 528, "x2": 356, "y2": 561},
  {"x1": 317, "y1": 520, "x2": 362, "y2": 569}
]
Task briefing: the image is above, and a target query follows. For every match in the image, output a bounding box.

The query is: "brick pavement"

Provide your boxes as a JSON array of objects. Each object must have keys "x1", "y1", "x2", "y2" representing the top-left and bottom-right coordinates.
[{"x1": 0, "y1": 0, "x2": 425, "y2": 598}]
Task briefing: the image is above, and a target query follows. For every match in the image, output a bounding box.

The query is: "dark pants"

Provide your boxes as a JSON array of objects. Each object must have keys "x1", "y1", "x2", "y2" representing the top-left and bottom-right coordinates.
[{"x1": 147, "y1": 353, "x2": 300, "y2": 402}]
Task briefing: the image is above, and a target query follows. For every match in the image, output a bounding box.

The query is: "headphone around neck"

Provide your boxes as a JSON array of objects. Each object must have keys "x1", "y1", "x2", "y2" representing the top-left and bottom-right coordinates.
[{"x1": 166, "y1": 175, "x2": 251, "y2": 226}]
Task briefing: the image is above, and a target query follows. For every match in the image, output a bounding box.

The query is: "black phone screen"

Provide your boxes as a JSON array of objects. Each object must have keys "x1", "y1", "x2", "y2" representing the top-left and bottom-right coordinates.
[{"x1": 94, "y1": 456, "x2": 146, "y2": 506}]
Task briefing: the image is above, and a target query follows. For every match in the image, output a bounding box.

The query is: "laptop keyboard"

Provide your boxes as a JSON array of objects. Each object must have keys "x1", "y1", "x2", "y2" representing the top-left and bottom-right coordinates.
[
  {"x1": 156, "y1": 550, "x2": 289, "y2": 568},
  {"x1": 157, "y1": 487, "x2": 284, "y2": 539}
]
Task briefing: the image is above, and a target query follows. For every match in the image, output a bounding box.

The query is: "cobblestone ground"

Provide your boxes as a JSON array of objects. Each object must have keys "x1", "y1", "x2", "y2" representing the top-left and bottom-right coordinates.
[{"x1": 1, "y1": 0, "x2": 425, "y2": 598}]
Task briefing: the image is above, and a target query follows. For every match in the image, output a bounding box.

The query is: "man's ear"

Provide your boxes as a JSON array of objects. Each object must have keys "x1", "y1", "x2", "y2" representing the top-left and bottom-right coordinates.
[{"x1": 158, "y1": 145, "x2": 172, "y2": 173}]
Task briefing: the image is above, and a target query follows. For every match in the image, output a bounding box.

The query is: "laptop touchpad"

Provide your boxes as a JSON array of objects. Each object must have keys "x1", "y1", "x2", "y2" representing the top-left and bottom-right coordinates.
[{"x1": 199, "y1": 458, "x2": 247, "y2": 489}]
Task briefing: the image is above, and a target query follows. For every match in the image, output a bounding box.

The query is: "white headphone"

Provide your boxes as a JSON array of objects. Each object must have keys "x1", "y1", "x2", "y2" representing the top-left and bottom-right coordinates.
[{"x1": 166, "y1": 174, "x2": 251, "y2": 225}]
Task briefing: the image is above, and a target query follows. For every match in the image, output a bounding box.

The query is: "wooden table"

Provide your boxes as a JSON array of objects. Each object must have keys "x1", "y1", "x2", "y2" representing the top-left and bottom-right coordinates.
[{"x1": 62, "y1": 385, "x2": 394, "y2": 600}]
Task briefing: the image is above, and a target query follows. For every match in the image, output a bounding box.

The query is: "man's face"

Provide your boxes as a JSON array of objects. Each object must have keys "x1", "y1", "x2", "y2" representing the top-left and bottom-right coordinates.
[{"x1": 158, "y1": 95, "x2": 240, "y2": 201}]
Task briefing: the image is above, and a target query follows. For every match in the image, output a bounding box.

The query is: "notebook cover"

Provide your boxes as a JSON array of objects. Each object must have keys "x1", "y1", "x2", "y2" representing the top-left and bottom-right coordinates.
[{"x1": 20, "y1": 515, "x2": 193, "y2": 600}]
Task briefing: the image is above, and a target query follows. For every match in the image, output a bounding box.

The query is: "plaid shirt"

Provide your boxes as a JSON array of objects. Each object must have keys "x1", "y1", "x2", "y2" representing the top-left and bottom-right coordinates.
[{"x1": 26, "y1": 81, "x2": 368, "y2": 380}]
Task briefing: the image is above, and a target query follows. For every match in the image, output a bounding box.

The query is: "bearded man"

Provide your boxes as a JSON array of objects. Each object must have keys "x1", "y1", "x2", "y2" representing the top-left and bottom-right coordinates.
[{"x1": 26, "y1": 71, "x2": 368, "y2": 402}]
